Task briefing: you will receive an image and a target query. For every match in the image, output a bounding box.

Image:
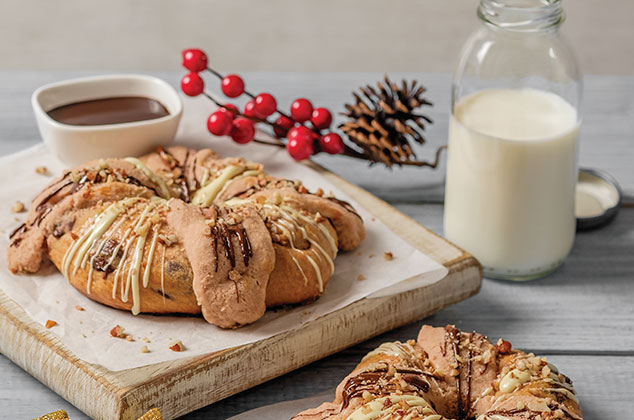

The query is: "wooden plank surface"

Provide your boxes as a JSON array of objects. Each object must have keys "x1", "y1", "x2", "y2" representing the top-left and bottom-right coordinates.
[{"x1": 1, "y1": 71, "x2": 633, "y2": 419}]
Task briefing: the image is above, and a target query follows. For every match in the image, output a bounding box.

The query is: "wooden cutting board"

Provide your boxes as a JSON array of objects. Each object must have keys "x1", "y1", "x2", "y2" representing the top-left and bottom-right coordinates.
[{"x1": 0, "y1": 164, "x2": 481, "y2": 420}]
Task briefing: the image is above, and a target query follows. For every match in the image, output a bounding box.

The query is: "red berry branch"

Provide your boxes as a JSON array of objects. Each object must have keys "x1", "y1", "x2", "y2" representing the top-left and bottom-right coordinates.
[{"x1": 180, "y1": 48, "x2": 444, "y2": 167}]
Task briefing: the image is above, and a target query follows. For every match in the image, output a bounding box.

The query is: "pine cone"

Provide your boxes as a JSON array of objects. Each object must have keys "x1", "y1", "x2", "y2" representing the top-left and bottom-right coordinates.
[{"x1": 339, "y1": 75, "x2": 440, "y2": 168}]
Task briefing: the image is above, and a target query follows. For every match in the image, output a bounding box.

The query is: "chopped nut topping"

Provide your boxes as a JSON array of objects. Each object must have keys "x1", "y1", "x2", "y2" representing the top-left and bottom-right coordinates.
[
  {"x1": 542, "y1": 365, "x2": 552, "y2": 378},
  {"x1": 383, "y1": 251, "x2": 394, "y2": 261},
  {"x1": 11, "y1": 201, "x2": 25, "y2": 213},
  {"x1": 140, "y1": 345, "x2": 150, "y2": 354},
  {"x1": 450, "y1": 368, "x2": 460, "y2": 377},
  {"x1": 316, "y1": 188, "x2": 324, "y2": 197},
  {"x1": 169, "y1": 340, "x2": 184, "y2": 352},
  {"x1": 387, "y1": 364, "x2": 396, "y2": 376},
  {"x1": 126, "y1": 335, "x2": 135, "y2": 342},
  {"x1": 45, "y1": 320, "x2": 57, "y2": 329},
  {"x1": 362, "y1": 390, "x2": 374, "y2": 402},
  {"x1": 35, "y1": 166, "x2": 48, "y2": 175},
  {"x1": 496, "y1": 338, "x2": 512, "y2": 354},
  {"x1": 110, "y1": 325, "x2": 127, "y2": 338},
  {"x1": 143, "y1": 337, "x2": 151, "y2": 343},
  {"x1": 314, "y1": 212, "x2": 326, "y2": 223},
  {"x1": 75, "y1": 305, "x2": 85, "y2": 311}
]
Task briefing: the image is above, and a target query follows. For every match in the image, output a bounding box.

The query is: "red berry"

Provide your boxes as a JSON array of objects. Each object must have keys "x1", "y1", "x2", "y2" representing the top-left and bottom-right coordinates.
[
  {"x1": 311, "y1": 107, "x2": 332, "y2": 129},
  {"x1": 218, "y1": 104, "x2": 239, "y2": 119},
  {"x1": 273, "y1": 115, "x2": 294, "y2": 138},
  {"x1": 181, "y1": 48, "x2": 208, "y2": 72},
  {"x1": 287, "y1": 126, "x2": 314, "y2": 143},
  {"x1": 244, "y1": 100, "x2": 265, "y2": 119},
  {"x1": 290, "y1": 98, "x2": 313, "y2": 123},
  {"x1": 230, "y1": 118, "x2": 255, "y2": 144},
  {"x1": 221, "y1": 74, "x2": 245, "y2": 98},
  {"x1": 287, "y1": 137, "x2": 314, "y2": 161},
  {"x1": 207, "y1": 110, "x2": 233, "y2": 136},
  {"x1": 254, "y1": 93, "x2": 277, "y2": 117},
  {"x1": 319, "y1": 133, "x2": 345, "y2": 154},
  {"x1": 181, "y1": 72, "x2": 204, "y2": 97}
]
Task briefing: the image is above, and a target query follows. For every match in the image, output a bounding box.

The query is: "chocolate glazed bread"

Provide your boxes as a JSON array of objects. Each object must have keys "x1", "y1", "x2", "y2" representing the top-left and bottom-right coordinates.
[
  {"x1": 7, "y1": 146, "x2": 365, "y2": 328},
  {"x1": 294, "y1": 325, "x2": 584, "y2": 420}
]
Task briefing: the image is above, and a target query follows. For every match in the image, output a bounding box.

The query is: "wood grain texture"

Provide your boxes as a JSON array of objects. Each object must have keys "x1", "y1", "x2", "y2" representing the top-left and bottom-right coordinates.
[{"x1": 0, "y1": 162, "x2": 481, "y2": 419}]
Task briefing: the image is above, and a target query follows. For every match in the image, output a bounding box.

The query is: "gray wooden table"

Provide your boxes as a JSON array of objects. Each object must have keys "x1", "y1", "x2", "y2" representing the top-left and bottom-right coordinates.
[{"x1": 1, "y1": 71, "x2": 632, "y2": 419}]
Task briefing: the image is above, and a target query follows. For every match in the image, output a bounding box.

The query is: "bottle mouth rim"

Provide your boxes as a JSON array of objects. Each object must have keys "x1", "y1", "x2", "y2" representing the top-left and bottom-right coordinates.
[{"x1": 478, "y1": 0, "x2": 565, "y2": 31}]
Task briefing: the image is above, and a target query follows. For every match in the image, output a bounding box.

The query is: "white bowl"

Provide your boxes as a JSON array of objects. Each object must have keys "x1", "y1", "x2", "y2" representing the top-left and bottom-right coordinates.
[{"x1": 32, "y1": 74, "x2": 183, "y2": 166}]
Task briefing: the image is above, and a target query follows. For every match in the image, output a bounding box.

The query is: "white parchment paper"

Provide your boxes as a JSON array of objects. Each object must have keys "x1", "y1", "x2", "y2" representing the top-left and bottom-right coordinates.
[
  {"x1": 228, "y1": 391, "x2": 334, "y2": 420},
  {"x1": 0, "y1": 96, "x2": 447, "y2": 371}
]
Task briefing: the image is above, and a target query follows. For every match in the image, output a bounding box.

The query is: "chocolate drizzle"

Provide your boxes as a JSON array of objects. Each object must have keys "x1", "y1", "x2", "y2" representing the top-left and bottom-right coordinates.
[
  {"x1": 91, "y1": 238, "x2": 121, "y2": 274},
  {"x1": 9, "y1": 223, "x2": 26, "y2": 240},
  {"x1": 35, "y1": 178, "x2": 73, "y2": 210},
  {"x1": 341, "y1": 368, "x2": 432, "y2": 409},
  {"x1": 211, "y1": 221, "x2": 253, "y2": 270},
  {"x1": 326, "y1": 196, "x2": 362, "y2": 220}
]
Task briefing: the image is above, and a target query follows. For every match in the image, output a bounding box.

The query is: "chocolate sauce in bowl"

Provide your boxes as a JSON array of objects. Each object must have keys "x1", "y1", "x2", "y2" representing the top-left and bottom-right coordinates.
[{"x1": 47, "y1": 96, "x2": 169, "y2": 126}]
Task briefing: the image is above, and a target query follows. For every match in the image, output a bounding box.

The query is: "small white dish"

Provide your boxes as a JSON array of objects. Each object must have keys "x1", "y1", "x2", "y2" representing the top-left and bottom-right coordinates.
[{"x1": 32, "y1": 74, "x2": 183, "y2": 166}]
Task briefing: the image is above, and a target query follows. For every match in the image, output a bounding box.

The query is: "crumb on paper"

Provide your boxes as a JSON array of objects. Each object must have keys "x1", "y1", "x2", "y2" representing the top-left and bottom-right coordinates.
[
  {"x1": 143, "y1": 337, "x2": 150, "y2": 343},
  {"x1": 35, "y1": 166, "x2": 48, "y2": 175},
  {"x1": 368, "y1": 253, "x2": 375, "y2": 258},
  {"x1": 383, "y1": 251, "x2": 394, "y2": 261},
  {"x1": 45, "y1": 320, "x2": 57, "y2": 329},
  {"x1": 371, "y1": 217, "x2": 376, "y2": 222},
  {"x1": 140, "y1": 345, "x2": 150, "y2": 354},
  {"x1": 110, "y1": 324, "x2": 127, "y2": 338},
  {"x1": 357, "y1": 274, "x2": 366, "y2": 281},
  {"x1": 75, "y1": 305, "x2": 85, "y2": 311},
  {"x1": 11, "y1": 201, "x2": 25, "y2": 213},
  {"x1": 126, "y1": 335, "x2": 135, "y2": 342},
  {"x1": 169, "y1": 340, "x2": 184, "y2": 352},
  {"x1": 356, "y1": 250, "x2": 362, "y2": 256}
]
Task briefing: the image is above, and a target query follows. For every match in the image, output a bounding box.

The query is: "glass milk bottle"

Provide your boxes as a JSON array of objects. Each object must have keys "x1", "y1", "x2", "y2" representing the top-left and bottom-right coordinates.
[{"x1": 444, "y1": 0, "x2": 582, "y2": 281}]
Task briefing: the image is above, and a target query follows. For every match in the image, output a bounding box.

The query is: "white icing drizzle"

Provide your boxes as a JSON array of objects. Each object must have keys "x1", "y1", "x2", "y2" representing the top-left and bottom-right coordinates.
[
  {"x1": 345, "y1": 394, "x2": 442, "y2": 420},
  {"x1": 191, "y1": 164, "x2": 246, "y2": 207},
  {"x1": 499, "y1": 368, "x2": 531, "y2": 393},
  {"x1": 142, "y1": 228, "x2": 160, "y2": 288},
  {"x1": 264, "y1": 203, "x2": 337, "y2": 293},
  {"x1": 123, "y1": 157, "x2": 171, "y2": 199},
  {"x1": 61, "y1": 198, "x2": 141, "y2": 281},
  {"x1": 125, "y1": 221, "x2": 151, "y2": 315},
  {"x1": 214, "y1": 165, "x2": 264, "y2": 200},
  {"x1": 61, "y1": 195, "x2": 169, "y2": 316},
  {"x1": 86, "y1": 216, "x2": 128, "y2": 294},
  {"x1": 160, "y1": 244, "x2": 166, "y2": 303},
  {"x1": 361, "y1": 341, "x2": 417, "y2": 363},
  {"x1": 290, "y1": 254, "x2": 309, "y2": 285}
]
